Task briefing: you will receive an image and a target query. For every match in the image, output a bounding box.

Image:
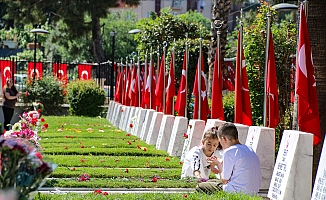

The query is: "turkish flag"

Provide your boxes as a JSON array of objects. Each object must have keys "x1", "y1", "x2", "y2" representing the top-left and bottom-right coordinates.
[
  {"x1": 78, "y1": 64, "x2": 92, "y2": 80},
  {"x1": 28, "y1": 62, "x2": 43, "y2": 79},
  {"x1": 124, "y1": 67, "x2": 131, "y2": 106},
  {"x1": 234, "y1": 31, "x2": 252, "y2": 126},
  {"x1": 53, "y1": 63, "x2": 68, "y2": 82},
  {"x1": 115, "y1": 69, "x2": 123, "y2": 103},
  {"x1": 155, "y1": 55, "x2": 165, "y2": 112},
  {"x1": 0, "y1": 60, "x2": 13, "y2": 88},
  {"x1": 165, "y1": 53, "x2": 175, "y2": 115},
  {"x1": 143, "y1": 63, "x2": 156, "y2": 109},
  {"x1": 192, "y1": 53, "x2": 209, "y2": 121},
  {"x1": 296, "y1": 5, "x2": 321, "y2": 145},
  {"x1": 175, "y1": 52, "x2": 187, "y2": 116},
  {"x1": 211, "y1": 47, "x2": 225, "y2": 120},
  {"x1": 266, "y1": 33, "x2": 280, "y2": 128},
  {"x1": 128, "y1": 65, "x2": 139, "y2": 107}
]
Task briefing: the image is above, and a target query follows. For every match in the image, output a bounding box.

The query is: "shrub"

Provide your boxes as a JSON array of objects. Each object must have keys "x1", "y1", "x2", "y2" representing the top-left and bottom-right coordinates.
[
  {"x1": 223, "y1": 92, "x2": 235, "y2": 123},
  {"x1": 23, "y1": 76, "x2": 65, "y2": 115},
  {"x1": 67, "y1": 80, "x2": 105, "y2": 117}
]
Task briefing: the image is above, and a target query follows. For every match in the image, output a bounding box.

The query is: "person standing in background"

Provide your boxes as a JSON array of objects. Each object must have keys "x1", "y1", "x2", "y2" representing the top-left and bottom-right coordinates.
[{"x1": 2, "y1": 78, "x2": 21, "y2": 131}]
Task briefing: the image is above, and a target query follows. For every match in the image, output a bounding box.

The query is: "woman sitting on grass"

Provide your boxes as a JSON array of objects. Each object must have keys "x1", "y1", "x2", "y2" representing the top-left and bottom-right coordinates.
[{"x1": 181, "y1": 126, "x2": 222, "y2": 180}]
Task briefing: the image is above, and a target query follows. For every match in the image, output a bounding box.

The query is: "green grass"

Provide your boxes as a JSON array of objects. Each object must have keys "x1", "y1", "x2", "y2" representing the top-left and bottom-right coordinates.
[{"x1": 36, "y1": 115, "x2": 262, "y2": 199}]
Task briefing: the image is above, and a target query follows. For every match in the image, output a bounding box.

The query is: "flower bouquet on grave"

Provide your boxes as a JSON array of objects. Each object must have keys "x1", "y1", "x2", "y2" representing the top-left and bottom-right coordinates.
[
  {"x1": 32, "y1": 102, "x2": 44, "y2": 113},
  {"x1": 4, "y1": 110, "x2": 48, "y2": 150},
  {"x1": 0, "y1": 137, "x2": 57, "y2": 200}
]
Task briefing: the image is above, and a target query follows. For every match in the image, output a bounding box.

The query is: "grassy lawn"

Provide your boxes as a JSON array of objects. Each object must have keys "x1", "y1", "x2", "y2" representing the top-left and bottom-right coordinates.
[{"x1": 37, "y1": 115, "x2": 262, "y2": 199}]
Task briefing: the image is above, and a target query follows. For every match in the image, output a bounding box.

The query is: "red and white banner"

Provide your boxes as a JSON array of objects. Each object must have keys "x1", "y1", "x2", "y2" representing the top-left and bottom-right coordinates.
[
  {"x1": 53, "y1": 63, "x2": 68, "y2": 82},
  {"x1": 28, "y1": 62, "x2": 43, "y2": 80},
  {"x1": 175, "y1": 52, "x2": 187, "y2": 117},
  {"x1": 165, "y1": 53, "x2": 175, "y2": 115},
  {"x1": 296, "y1": 5, "x2": 321, "y2": 145},
  {"x1": 0, "y1": 60, "x2": 13, "y2": 88},
  {"x1": 211, "y1": 47, "x2": 224, "y2": 120},
  {"x1": 78, "y1": 64, "x2": 92, "y2": 80},
  {"x1": 155, "y1": 55, "x2": 165, "y2": 112}
]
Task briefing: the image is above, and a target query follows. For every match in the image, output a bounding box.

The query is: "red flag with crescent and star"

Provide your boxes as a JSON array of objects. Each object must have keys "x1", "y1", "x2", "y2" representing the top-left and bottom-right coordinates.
[
  {"x1": 165, "y1": 53, "x2": 175, "y2": 115},
  {"x1": 296, "y1": 5, "x2": 321, "y2": 145},
  {"x1": 192, "y1": 53, "x2": 209, "y2": 121},
  {"x1": 53, "y1": 63, "x2": 68, "y2": 82},
  {"x1": 28, "y1": 62, "x2": 43, "y2": 80},
  {"x1": 175, "y1": 52, "x2": 187, "y2": 117},
  {"x1": 0, "y1": 60, "x2": 13, "y2": 88},
  {"x1": 78, "y1": 64, "x2": 92, "y2": 80}
]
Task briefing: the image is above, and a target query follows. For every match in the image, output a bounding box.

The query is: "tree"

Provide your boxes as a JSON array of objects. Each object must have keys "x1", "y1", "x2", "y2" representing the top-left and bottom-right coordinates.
[{"x1": 0, "y1": 0, "x2": 140, "y2": 63}]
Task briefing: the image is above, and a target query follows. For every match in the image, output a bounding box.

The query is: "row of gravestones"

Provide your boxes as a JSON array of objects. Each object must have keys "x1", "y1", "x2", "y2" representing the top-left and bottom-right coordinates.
[{"x1": 106, "y1": 101, "x2": 325, "y2": 200}]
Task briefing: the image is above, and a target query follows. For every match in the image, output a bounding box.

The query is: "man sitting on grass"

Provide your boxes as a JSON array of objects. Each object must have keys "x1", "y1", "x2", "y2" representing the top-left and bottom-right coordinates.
[{"x1": 196, "y1": 122, "x2": 261, "y2": 195}]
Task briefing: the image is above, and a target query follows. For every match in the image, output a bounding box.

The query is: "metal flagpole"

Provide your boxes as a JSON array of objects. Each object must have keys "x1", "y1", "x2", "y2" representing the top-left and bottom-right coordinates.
[
  {"x1": 137, "y1": 52, "x2": 141, "y2": 107},
  {"x1": 156, "y1": 46, "x2": 160, "y2": 111},
  {"x1": 263, "y1": 6, "x2": 271, "y2": 127},
  {"x1": 185, "y1": 34, "x2": 189, "y2": 118},
  {"x1": 149, "y1": 47, "x2": 153, "y2": 109},
  {"x1": 172, "y1": 40, "x2": 175, "y2": 115},
  {"x1": 214, "y1": 20, "x2": 223, "y2": 91},
  {"x1": 163, "y1": 41, "x2": 168, "y2": 114},
  {"x1": 144, "y1": 50, "x2": 148, "y2": 109},
  {"x1": 198, "y1": 38, "x2": 202, "y2": 120}
]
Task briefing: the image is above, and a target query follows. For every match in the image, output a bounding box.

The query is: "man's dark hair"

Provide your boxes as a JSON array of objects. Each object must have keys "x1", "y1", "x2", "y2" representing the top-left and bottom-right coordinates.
[{"x1": 217, "y1": 122, "x2": 238, "y2": 141}]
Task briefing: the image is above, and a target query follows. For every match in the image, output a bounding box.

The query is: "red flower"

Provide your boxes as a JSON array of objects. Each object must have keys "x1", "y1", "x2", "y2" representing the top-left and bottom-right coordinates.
[
  {"x1": 35, "y1": 152, "x2": 43, "y2": 160},
  {"x1": 129, "y1": 124, "x2": 133, "y2": 128},
  {"x1": 65, "y1": 136, "x2": 68, "y2": 138},
  {"x1": 151, "y1": 177, "x2": 157, "y2": 182},
  {"x1": 103, "y1": 192, "x2": 108, "y2": 195},
  {"x1": 64, "y1": 146, "x2": 68, "y2": 149},
  {"x1": 70, "y1": 136, "x2": 74, "y2": 139},
  {"x1": 127, "y1": 141, "x2": 132, "y2": 145},
  {"x1": 189, "y1": 124, "x2": 192, "y2": 128},
  {"x1": 72, "y1": 167, "x2": 76, "y2": 171},
  {"x1": 94, "y1": 190, "x2": 102, "y2": 195},
  {"x1": 115, "y1": 158, "x2": 119, "y2": 162},
  {"x1": 121, "y1": 109, "x2": 124, "y2": 112},
  {"x1": 165, "y1": 157, "x2": 171, "y2": 162},
  {"x1": 44, "y1": 123, "x2": 48, "y2": 128},
  {"x1": 143, "y1": 147, "x2": 147, "y2": 152},
  {"x1": 137, "y1": 145, "x2": 141, "y2": 149},
  {"x1": 41, "y1": 118, "x2": 45, "y2": 122},
  {"x1": 183, "y1": 194, "x2": 188, "y2": 198},
  {"x1": 80, "y1": 159, "x2": 85, "y2": 162},
  {"x1": 125, "y1": 168, "x2": 129, "y2": 173},
  {"x1": 121, "y1": 138, "x2": 125, "y2": 140},
  {"x1": 126, "y1": 133, "x2": 131, "y2": 136},
  {"x1": 179, "y1": 161, "x2": 183, "y2": 165},
  {"x1": 81, "y1": 146, "x2": 85, "y2": 148},
  {"x1": 183, "y1": 133, "x2": 188, "y2": 139},
  {"x1": 38, "y1": 108, "x2": 42, "y2": 113},
  {"x1": 133, "y1": 139, "x2": 136, "y2": 142}
]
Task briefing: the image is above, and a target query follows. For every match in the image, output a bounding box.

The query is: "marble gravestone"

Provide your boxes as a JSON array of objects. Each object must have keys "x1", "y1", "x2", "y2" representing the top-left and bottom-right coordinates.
[
  {"x1": 113, "y1": 104, "x2": 123, "y2": 127},
  {"x1": 109, "y1": 102, "x2": 118, "y2": 123},
  {"x1": 167, "y1": 116, "x2": 188, "y2": 156},
  {"x1": 204, "y1": 119, "x2": 226, "y2": 132},
  {"x1": 146, "y1": 112, "x2": 164, "y2": 145},
  {"x1": 106, "y1": 101, "x2": 114, "y2": 121},
  {"x1": 245, "y1": 126, "x2": 275, "y2": 190},
  {"x1": 131, "y1": 108, "x2": 147, "y2": 137},
  {"x1": 120, "y1": 106, "x2": 131, "y2": 131},
  {"x1": 311, "y1": 136, "x2": 326, "y2": 200},
  {"x1": 123, "y1": 106, "x2": 134, "y2": 131},
  {"x1": 180, "y1": 119, "x2": 205, "y2": 162},
  {"x1": 139, "y1": 109, "x2": 155, "y2": 141},
  {"x1": 118, "y1": 106, "x2": 126, "y2": 130},
  {"x1": 156, "y1": 115, "x2": 175, "y2": 151},
  {"x1": 267, "y1": 130, "x2": 313, "y2": 200},
  {"x1": 234, "y1": 123, "x2": 249, "y2": 145},
  {"x1": 125, "y1": 107, "x2": 137, "y2": 133},
  {"x1": 130, "y1": 107, "x2": 141, "y2": 135}
]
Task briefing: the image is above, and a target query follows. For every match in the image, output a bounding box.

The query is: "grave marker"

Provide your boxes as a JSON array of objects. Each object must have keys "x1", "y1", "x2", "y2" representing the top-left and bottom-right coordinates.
[
  {"x1": 156, "y1": 115, "x2": 175, "y2": 151},
  {"x1": 146, "y1": 112, "x2": 164, "y2": 145},
  {"x1": 311, "y1": 136, "x2": 326, "y2": 200},
  {"x1": 167, "y1": 116, "x2": 188, "y2": 156},
  {"x1": 139, "y1": 109, "x2": 155, "y2": 140}
]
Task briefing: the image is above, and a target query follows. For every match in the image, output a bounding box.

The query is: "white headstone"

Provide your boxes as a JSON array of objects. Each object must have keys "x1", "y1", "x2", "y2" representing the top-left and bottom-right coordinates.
[
  {"x1": 156, "y1": 115, "x2": 175, "y2": 151},
  {"x1": 132, "y1": 108, "x2": 147, "y2": 137},
  {"x1": 204, "y1": 119, "x2": 226, "y2": 132},
  {"x1": 245, "y1": 126, "x2": 275, "y2": 190},
  {"x1": 140, "y1": 109, "x2": 155, "y2": 140},
  {"x1": 122, "y1": 106, "x2": 132, "y2": 131},
  {"x1": 167, "y1": 116, "x2": 188, "y2": 156},
  {"x1": 113, "y1": 104, "x2": 123, "y2": 127},
  {"x1": 268, "y1": 130, "x2": 313, "y2": 200},
  {"x1": 234, "y1": 123, "x2": 249, "y2": 145},
  {"x1": 121, "y1": 106, "x2": 131, "y2": 131},
  {"x1": 118, "y1": 106, "x2": 126, "y2": 130},
  {"x1": 311, "y1": 136, "x2": 326, "y2": 200},
  {"x1": 109, "y1": 102, "x2": 118, "y2": 123},
  {"x1": 106, "y1": 101, "x2": 115, "y2": 121},
  {"x1": 125, "y1": 107, "x2": 137, "y2": 133},
  {"x1": 180, "y1": 119, "x2": 205, "y2": 161},
  {"x1": 146, "y1": 112, "x2": 164, "y2": 145}
]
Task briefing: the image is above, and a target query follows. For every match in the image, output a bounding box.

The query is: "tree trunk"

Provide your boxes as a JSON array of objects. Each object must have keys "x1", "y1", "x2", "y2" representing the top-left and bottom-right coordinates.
[
  {"x1": 91, "y1": 17, "x2": 106, "y2": 63},
  {"x1": 208, "y1": 0, "x2": 231, "y2": 98},
  {"x1": 307, "y1": 0, "x2": 326, "y2": 186}
]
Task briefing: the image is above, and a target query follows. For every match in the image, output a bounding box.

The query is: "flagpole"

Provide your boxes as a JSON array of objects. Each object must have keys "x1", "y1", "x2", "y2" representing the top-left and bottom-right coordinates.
[
  {"x1": 163, "y1": 41, "x2": 167, "y2": 114},
  {"x1": 149, "y1": 48, "x2": 153, "y2": 109},
  {"x1": 185, "y1": 34, "x2": 189, "y2": 118},
  {"x1": 214, "y1": 20, "x2": 223, "y2": 94},
  {"x1": 137, "y1": 52, "x2": 141, "y2": 107},
  {"x1": 156, "y1": 46, "x2": 160, "y2": 111},
  {"x1": 144, "y1": 50, "x2": 148, "y2": 109},
  {"x1": 263, "y1": 7, "x2": 271, "y2": 127},
  {"x1": 172, "y1": 40, "x2": 175, "y2": 115},
  {"x1": 198, "y1": 38, "x2": 202, "y2": 120},
  {"x1": 239, "y1": 9, "x2": 243, "y2": 90},
  {"x1": 125, "y1": 56, "x2": 129, "y2": 103},
  {"x1": 120, "y1": 58, "x2": 124, "y2": 104}
]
